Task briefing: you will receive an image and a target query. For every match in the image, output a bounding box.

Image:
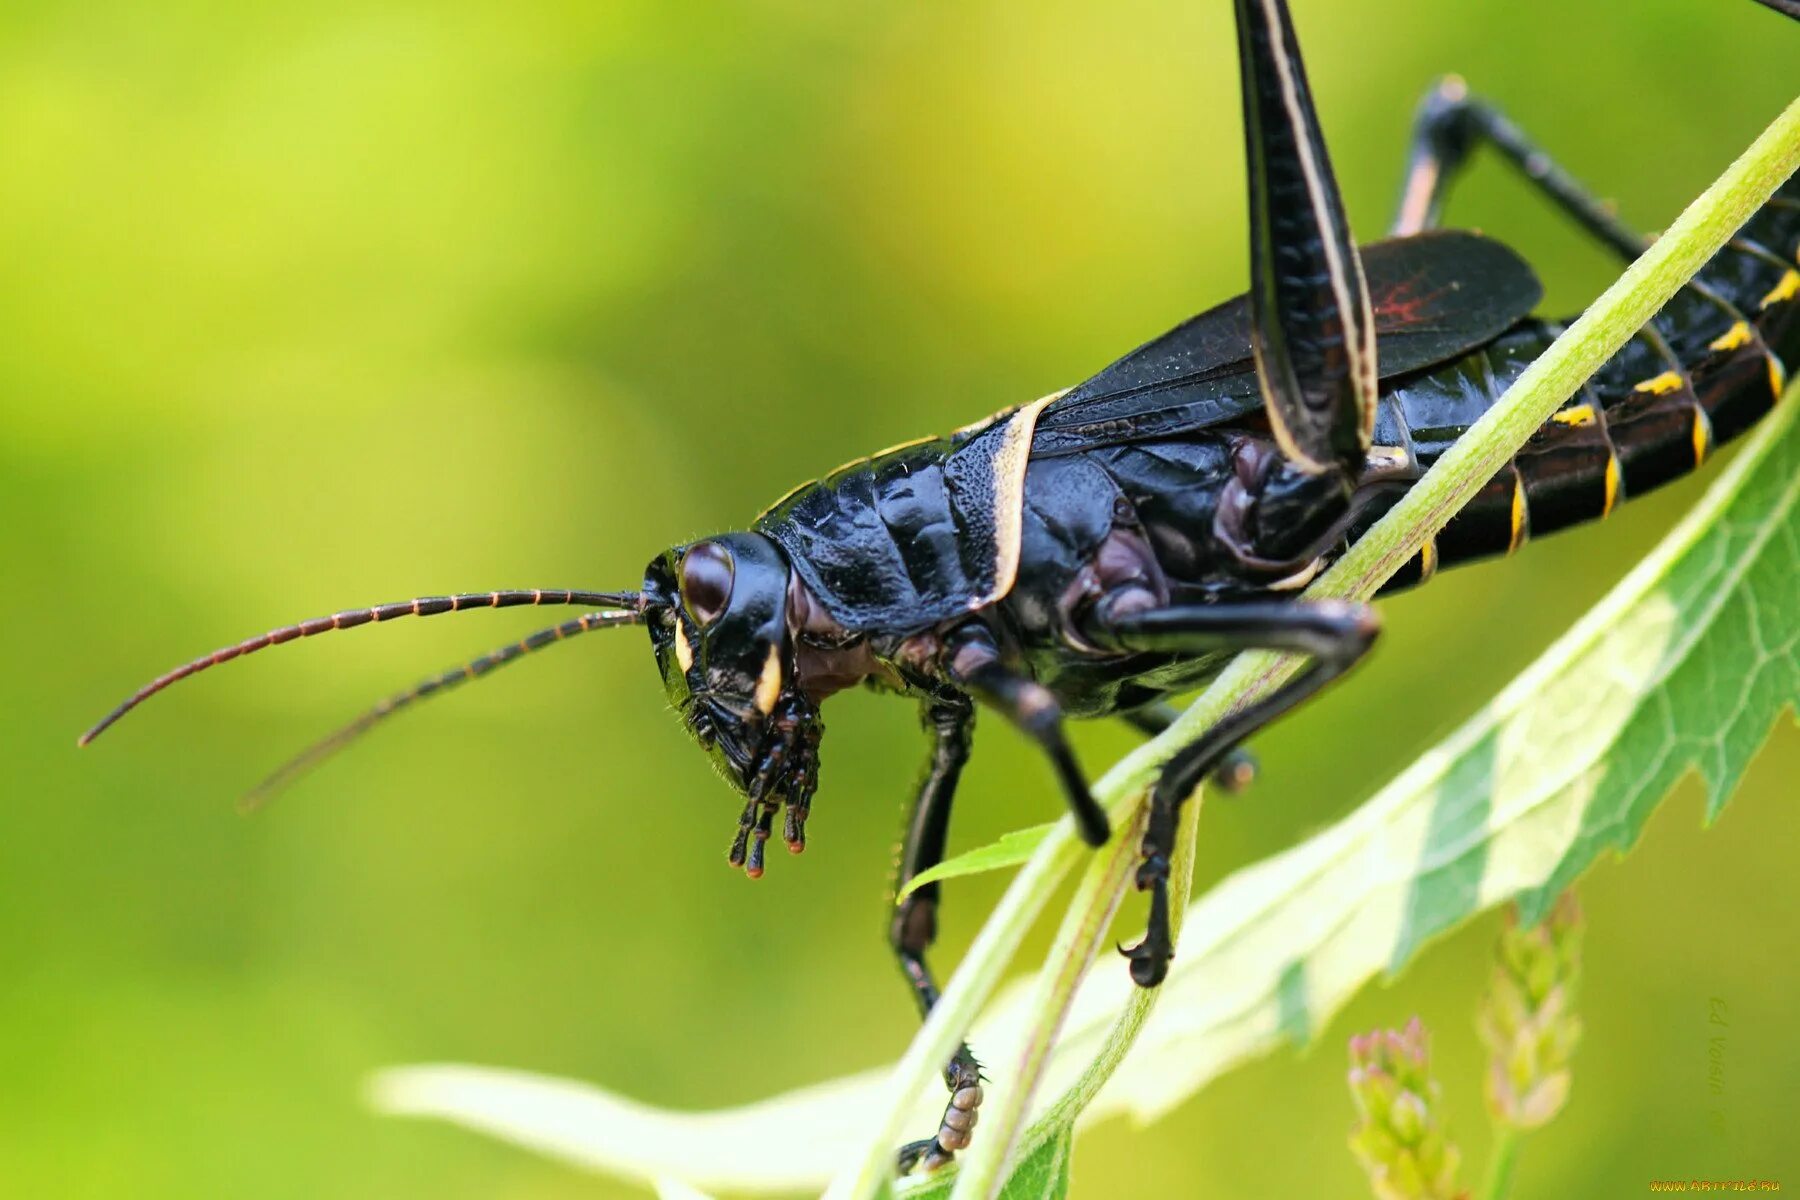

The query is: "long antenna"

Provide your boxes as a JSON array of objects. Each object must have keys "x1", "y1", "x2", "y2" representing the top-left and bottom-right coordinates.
[
  {"x1": 240, "y1": 608, "x2": 639, "y2": 810},
  {"x1": 79, "y1": 588, "x2": 642, "y2": 746}
]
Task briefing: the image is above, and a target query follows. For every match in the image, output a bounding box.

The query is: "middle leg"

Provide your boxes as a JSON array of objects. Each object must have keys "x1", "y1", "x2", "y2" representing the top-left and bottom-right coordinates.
[
  {"x1": 891, "y1": 695, "x2": 985, "y2": 1175},
  {"x1": 1390, "y1": 76, "x2": 1649, "y2": 257},
  {"x1": 1092, "y1": 598, "x2": 1379, "y2": 986},
  {"x1": 943, "y1": 623, "x2": 1110, "y2": 847}
]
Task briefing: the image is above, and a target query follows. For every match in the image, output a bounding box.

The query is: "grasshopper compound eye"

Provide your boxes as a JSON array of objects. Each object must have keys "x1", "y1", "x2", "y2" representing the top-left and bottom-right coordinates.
[{"x1": 678, "y1": 541, "x2": 735, "y2": 625}]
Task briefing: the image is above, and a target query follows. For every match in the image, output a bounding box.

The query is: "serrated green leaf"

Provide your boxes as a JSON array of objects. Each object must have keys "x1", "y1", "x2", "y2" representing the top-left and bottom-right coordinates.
[{"x1": 897, "y1": 824, "x2": 1055, "y2": 901}]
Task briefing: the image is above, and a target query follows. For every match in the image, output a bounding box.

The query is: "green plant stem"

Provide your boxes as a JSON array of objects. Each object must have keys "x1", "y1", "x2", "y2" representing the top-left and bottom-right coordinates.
[
  {"x1": 821, "y1": 803, "x2": 1097, "y2": 1200},
  {"x1": 1482, "y1": 1128, "x2": 1523, "y2": 1200},
  {"x1": 968, "y1": 775, "x2": 1209, "y2": 1193},
  {"x1": 826, "y1": 93, "x2": 1800, "y2": 1200},
  {"x1": 945, "y1": 798, "x2": 1151, "y2": 1200}
]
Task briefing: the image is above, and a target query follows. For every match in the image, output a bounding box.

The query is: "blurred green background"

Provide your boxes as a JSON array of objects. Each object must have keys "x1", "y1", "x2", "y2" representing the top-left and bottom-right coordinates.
[{"x1": 3, "y1": 1, "x2": 1796, "y2": 1195}]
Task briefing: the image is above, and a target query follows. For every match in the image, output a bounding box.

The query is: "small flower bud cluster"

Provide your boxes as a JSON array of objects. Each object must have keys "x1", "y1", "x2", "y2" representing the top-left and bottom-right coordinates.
[
  {"x1": 1479, "y1": 891, "x2": 1584, "y2": 1130},
  {"x1": 1348, "y1": 1017, "x2": 1466, "y2": 1200}
]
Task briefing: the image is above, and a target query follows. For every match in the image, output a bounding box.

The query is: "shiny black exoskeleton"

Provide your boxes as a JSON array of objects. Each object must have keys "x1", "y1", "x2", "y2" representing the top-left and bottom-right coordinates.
[{"x1": 84, "y1": 0, "x2": 1800, "y2": 1175}]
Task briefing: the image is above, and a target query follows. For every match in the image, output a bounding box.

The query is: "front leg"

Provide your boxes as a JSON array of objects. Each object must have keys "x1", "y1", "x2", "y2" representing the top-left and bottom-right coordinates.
[
  {"x1": 1093, "y1": 599, "x2": 1379, "y2": 986},
  {"x1": 891, "y1": 696, "x2": 986, "y2": 1175},
  {"x1": 941, "y1": 623, "x2": 1109, "y2": 847}
]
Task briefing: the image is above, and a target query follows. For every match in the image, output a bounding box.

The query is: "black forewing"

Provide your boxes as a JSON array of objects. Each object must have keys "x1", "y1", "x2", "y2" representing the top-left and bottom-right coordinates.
[{"x1": 1033, "y1": 230, "x2": 1543, "y2": 455}]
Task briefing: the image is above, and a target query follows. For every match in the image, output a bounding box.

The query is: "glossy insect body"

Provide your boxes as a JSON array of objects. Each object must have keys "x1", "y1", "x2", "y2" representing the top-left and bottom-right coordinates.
[
  {"x1": 84, "y1": 0, "x2": 1799, "y2": 1176},
  {"x1": 1365, "y1": 188, "x2": 1799, "y2": 584}
]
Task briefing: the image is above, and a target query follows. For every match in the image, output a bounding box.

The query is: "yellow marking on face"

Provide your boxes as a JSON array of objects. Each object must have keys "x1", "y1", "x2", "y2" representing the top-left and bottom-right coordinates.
[
  {"x1": 673, "y1": 621, "x2": 695, "y2": 673},
  {"x1": 1770, "y1": 353, "x2": 1789, "y2": 400},
  {"x1": 978, "y1": 394, "x2": 1056, "y2": 608},
  {"x1": 1602, "y1": 454, "x2": 1621, "y2": 518},
  {"x1": 753, "y1": 644, "x2": 783, "y2": 716},
  {"x1": 1760, "y1": 269, "x2": 1800, "y2": 309},
  {"x1": 1551, "y1": 403, "x2": 1596, "y2": 427},
  {"x1": 1507, "y1": 473, "x2": 1528, "y2": 555},
  {"x1": 1691, "y1": 405, "x2": 1713, "y2": 468},
  {"x1": 1709, "y1": 321, "x2": 1753, "y2": 353},
  {"x1": 1634, "y1": 371, "x2": 1685, "y2": 396},
  {"x1": 1418, "y1": 537, "x2": 1439, "y2": 582}
]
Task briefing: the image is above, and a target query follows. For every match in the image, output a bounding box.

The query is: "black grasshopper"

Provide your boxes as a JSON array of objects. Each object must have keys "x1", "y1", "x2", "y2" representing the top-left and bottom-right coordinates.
[{"x1": 85, "y1": 0, "x2": 1800, "y2": 1173}]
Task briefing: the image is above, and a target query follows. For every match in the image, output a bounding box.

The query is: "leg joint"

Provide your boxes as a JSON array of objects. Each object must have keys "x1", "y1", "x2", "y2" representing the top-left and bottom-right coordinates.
[
  {"x1": 891, "y1": 893, "x2": 938, "y2": 957},
  {"x1": 1412, "y1": 76, "x2": 1481, "y2": 166}
]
